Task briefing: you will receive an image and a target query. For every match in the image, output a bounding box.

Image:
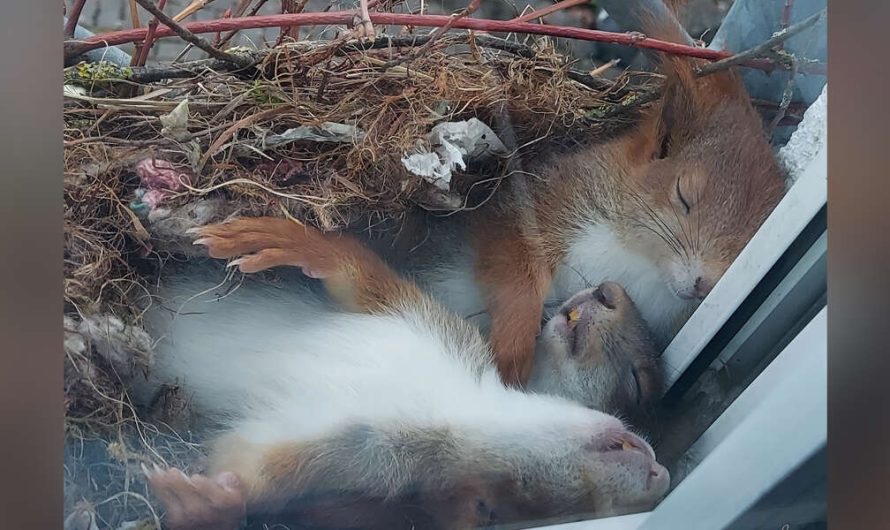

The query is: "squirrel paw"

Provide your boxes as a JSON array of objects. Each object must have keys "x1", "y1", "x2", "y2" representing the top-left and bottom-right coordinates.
[
  {"x1": 142, "y1": 463, "x2": 245, "y2": 530},
  {"x1": 190, "y1": 217, "x2": 327, "y2": 277}
]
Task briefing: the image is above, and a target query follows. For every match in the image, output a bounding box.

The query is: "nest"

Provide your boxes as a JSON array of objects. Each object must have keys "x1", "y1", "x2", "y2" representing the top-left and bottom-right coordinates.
[{"x1": 63, "y1": 33, "x2": 657, "y2": 529}]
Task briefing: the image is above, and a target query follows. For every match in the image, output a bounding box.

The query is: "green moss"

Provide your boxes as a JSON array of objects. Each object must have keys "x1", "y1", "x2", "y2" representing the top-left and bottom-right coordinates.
[
  {"x1": 246, "y1": 80, "x2": 289, "y2": 105},
  {"x1": 583, "y1": 90, "x2": 650, "y2": 121},
  {"x1": 64, "y1": 61, "x2": 133, "y2": 86}
]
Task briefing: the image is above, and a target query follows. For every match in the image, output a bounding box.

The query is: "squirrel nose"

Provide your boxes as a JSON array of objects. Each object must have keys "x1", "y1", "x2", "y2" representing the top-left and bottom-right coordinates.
[
  {"x1": 694, "y1": 276, "x2": 715, "y2": 299},
  {"x1": 694, "y1": 277, "x2": 706, "y2": 299},
  {"x1": 677, "y1": 276, "x2": 713, "y2": 301}
]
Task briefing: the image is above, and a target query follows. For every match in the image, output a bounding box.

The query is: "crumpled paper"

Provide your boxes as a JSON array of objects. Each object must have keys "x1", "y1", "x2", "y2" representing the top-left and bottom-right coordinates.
[{"x1": 402, "y1": 118, "x2": 509, "y2": 191}]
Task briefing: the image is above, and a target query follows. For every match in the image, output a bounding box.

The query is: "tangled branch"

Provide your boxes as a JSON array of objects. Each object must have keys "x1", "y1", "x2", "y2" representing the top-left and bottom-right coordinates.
[{"x1": 64, "y1": 10, "x2": 824, "y2": 74}]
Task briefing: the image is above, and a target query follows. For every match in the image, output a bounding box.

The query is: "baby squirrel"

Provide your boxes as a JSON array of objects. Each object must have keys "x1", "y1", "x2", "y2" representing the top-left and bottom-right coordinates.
[
  {"x1": 397, "y1": 9, "x2": 786, "y2": 387},
  {"x1": 134, "y1": 216, "x2": 669, "y2": 530}
]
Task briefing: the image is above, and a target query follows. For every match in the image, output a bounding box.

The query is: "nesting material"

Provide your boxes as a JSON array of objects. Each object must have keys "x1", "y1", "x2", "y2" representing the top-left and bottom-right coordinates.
[
  {"x1": 64, "y1": 35, "x2": 651, "y2": 321},
  {"x1": 63, "y1": 34, "x2": 656, "y2": 529}
]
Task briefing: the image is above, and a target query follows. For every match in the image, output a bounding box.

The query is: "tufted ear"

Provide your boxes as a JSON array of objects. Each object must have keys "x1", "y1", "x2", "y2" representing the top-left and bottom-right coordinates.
[
  {"x1": 623, "y1": 7, "x2": 726, "y2": 160},
  {"x1": 662, "y1": 59, "x2": 752, "y2": 143}
]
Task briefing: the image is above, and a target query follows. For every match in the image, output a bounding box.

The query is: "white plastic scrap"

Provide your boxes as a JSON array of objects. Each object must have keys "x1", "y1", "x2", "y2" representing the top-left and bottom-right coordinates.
[
  {"x1": 778, "y1": 84, "x2": 827, "y2": 186},
  {"x1": 63, "y1": 84, "x2": 88, "y2": 98},
  {"x1": 260, "y1": 122, "x2": 365, "y2": 148},
  {"x1": 160, "y1": 99, "x2": 191, "y2": 140},
  {"x1": 402, "y1": 118, "x2": 509, "y2": 191}
]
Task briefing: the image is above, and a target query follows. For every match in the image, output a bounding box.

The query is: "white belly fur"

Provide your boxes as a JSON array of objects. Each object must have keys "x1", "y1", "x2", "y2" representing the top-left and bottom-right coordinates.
[
  {"x1": 553, "y1": 223, "x2": 694, "y2": 348},
  {"x1": 138, "y1": 270, "x2": 594, "y2": 449},
  {"x1": 418, "y1": 223, "x2": 694, "y2": 349}
]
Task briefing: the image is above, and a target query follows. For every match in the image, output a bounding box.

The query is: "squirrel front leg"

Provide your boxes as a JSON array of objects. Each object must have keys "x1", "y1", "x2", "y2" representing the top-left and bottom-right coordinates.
[
  {"x1": 473, "y1": 220, "x2": 552, "y2": 388},
  {"x1": 191, "y1": 216, "x2": 425, "y2": 315}
]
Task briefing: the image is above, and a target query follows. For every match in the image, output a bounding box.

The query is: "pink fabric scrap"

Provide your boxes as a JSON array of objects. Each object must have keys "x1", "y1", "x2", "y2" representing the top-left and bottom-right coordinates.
[{"x1": 134, "y1": 158, "x2": 194, "y2": 192}]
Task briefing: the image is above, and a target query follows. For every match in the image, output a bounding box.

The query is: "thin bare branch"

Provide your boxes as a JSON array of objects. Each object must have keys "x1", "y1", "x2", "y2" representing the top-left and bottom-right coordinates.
[
  {"x1": 172, "y1": 0, "x2": 215, "y2": 23},
  {"x1": 768, "y1": 57, "x2": 799, "y2": 133},
  {"x1": 217, "y1": 0, "x2": 270, "y2": 48},
  {"x1": 512, "y1": 0, "x2": 589, "y2": 23},
  {"x1": 65, "y1": 11, "x2": 809, "y2": 72},
  {"x1": 131, "y1": 0, "x2": 251, "y2": 67},
  {"x1": 134, "y1": 0, "x2": 168, "y2": 67},
  {"x1": 129, "y1": 0, "x2": 146, "y2": 64},
  {"x1": 696, "y1": 8, "x2": 825, "y2": 77},
  {"x1": 64, "y1": 0, "x2": 88, "y2": 39}
]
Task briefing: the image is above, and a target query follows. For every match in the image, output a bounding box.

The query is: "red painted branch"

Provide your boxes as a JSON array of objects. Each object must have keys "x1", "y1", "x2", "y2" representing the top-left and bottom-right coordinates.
[
  {"x1": 64, "y1": 0, "x2": 88, "y2": 39},
  {"x1": 136, "y1": 0, "x2": 168, "y2": 67},
  {"x1": 781, "y1": 0, "x2": 795, "y2": 30},
  {"x1": 778, "y1": 0, "x2": 794, "y2": 51},
  {"x1": 512, "y1": 0, "x2": 590, "y2": 23},
  {"x1": 65, "y1": 11, "x2": 824, "y2": 74}
]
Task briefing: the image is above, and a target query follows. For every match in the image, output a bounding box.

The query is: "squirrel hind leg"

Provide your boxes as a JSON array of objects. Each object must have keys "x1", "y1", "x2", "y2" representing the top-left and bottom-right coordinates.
[{"x1": 142, "y1": 464, "x2": 245, "y2": 530}]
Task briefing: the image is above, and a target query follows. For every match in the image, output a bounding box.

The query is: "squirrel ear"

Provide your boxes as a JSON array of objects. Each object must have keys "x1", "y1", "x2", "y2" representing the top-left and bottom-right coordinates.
[
  {"x1": 653, "y1": 55, "x2": 751, "y2": 155},
  {"x1": 638, "y1": 63, "x2": 693, "y2": 162}
]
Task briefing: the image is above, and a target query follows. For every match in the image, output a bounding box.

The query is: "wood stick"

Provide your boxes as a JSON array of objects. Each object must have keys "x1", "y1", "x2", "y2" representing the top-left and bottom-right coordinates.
[
  {"x1": 64, "y1": 0, "x2": 88, "y2": 39},
  {"x1": 135, "y1": 0, "x2": 168, "y2": 67},
  {"x1": 696, "y1": 8, "x2": 825, "y2": 76},
  {"x1": 512, "y1": 0, "x2": 590, "y2": 24},
  {"x1": 63, "y1": 12, "x2": 804, "y2": 72},
  {"x1": 131, "y1": 0, "x2": 250, "y2": 67}
]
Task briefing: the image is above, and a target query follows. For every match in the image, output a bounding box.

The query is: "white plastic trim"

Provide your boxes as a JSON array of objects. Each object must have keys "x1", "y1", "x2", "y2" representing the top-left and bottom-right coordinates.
[
  {"x1": 534, "y1": 511, "x2": 651, "y2": 530},
  {"x1": 641, "y1": 308, "x2": 826, "y2": 530}
]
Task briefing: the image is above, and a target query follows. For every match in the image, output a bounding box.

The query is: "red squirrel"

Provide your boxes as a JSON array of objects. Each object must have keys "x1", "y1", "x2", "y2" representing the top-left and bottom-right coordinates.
[
  {"x1": 397, "y1": 10, "x2": 787, "y2": 387},
  {"x1": 134, "y1": 216, "x2": 669, "y2": 530}
]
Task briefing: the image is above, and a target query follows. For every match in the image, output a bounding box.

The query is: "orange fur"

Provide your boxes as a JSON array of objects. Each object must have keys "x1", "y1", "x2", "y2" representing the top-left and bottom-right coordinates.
[
  {"x1": 194, "y1": 217, "x2": 425, "y2": 315},
  {"x1": 467, "y1": 12, "x2": 787, "y2": 378},
  {"x1": 662, "y1": 0, "x2": 689, "y2": 13},
  {"x1": 473, "y1": 215, "x2": 552, "y2": 387}
]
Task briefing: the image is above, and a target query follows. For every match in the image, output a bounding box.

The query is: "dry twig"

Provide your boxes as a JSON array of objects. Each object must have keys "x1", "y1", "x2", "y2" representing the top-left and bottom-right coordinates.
[
  {"x1": 134, "y1": 0, "x2": 168, "y2": 67},
  {"x1": 129, "y1": 0, "x2": 146, "y2": 65},
  {"x1": 64, "y1": 0, "x2": 88, "y2": 39},
  {"x1": 512, "y1": 0, "x2": 590, "y2": 23},
  {"x1": 696, "y1": 8, "x2": 825, "y2": 76},
  {"x1": 172, "y1": 0, "x2": 215, "y2": 22},
  {"x1": 132, "y1": 0, "x2": 251, "y2": 67},
  {"x1": 64, "y1": 11, "x2": 816, "y2": 73},
  {"x1": 218, "y1": 0, "x2": 270, "y2": 48}
]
